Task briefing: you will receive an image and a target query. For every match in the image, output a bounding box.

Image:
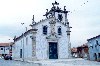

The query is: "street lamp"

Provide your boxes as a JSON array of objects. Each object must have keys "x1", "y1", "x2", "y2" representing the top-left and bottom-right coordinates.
[
  {"x1": 8, "y1": 39, "x2": 10, "y2": 55},
  {"x1": 21, "y1": 23, "x2": 25, "y2": 61}
]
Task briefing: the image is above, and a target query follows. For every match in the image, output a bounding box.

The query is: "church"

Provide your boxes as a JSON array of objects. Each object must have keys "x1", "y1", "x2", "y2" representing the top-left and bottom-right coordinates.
[{"x1": 13, "y1": 1, "x2": 72, "y2": 61}]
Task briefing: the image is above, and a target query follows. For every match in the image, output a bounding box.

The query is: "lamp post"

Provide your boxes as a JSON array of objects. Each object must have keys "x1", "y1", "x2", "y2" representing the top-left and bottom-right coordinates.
[
  {"x1": 8, "y1": 39, "x2": 10, "y2": 55},
  {"x1": 21, "y1": 23, "x2": 25, "y2": 61}
]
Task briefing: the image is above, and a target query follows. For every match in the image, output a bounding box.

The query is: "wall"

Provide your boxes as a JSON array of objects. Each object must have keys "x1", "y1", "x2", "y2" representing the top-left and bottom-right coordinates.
[
  {"x1": 34, "y1": 17, "x2": 68, "y2": 60},
  {"x1": 13, "y1": 33, "x2": 33, "y2": 61},
  {"x1": 88, "y1": 37, "x2": 100, "y2": 61},
  {"x1": 0, "y1": 47, "x2": 9, "y2": 55}
]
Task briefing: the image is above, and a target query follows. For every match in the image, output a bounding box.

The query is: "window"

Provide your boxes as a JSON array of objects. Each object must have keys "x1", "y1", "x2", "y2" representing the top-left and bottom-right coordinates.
[
  {"x1": 96, "y1": 40, "x2": 99, "y2": 45},
  {"x1": 43, "y1": 26, "x2": 47, "y2": 35},
  {"x1": 58, "y1": 14, "x2": 63, "y2": 21},
  {"x1": 6, "y1": 47, "x2": 9, "y2": 50},
  {"x1": 58, "y1": 26, "x2": 62, "y2": 35},
  {"x1": 98, "y1": 53, "x2": 100, "y2": 58},
  {"x1": 1, "y1": 48, "x2": 3, "y2": 50},
  {"x1": 20, "y1": 49, "x2": 22, "y2": 58}
]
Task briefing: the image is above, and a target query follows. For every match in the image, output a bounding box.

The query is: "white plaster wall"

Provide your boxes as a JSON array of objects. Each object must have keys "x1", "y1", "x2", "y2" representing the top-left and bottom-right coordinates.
[
  {"x1": 35, "y1": 20, "x2": 49, "y2": 60},
  {"x1": 13, "y1": 39, "x2": 23, "y2": 60},
  {"x1": 55, "y1": 22, "x2": 68, "y2": 59},
  {"x1": 0, "y1": 47, "x2": 9, "y2": 54},
  {"x1": 34, "y1": 17, "x2": 68, "y2": 60},
  {"x1": 88, "y1": 37, "x2": 100, "y2": 61},
  {"x1": 4, "y1": 47, "x2": 9, "y2": 54},
  {"x1": 24, "y1": 34, "x2": 33, "y2": 61},
  {"x1": 88, "y1": 40, "x2": 95, "y2": 60},
  {"x1": 14, "y1": 33, "x2": 33, "y2": 61}
]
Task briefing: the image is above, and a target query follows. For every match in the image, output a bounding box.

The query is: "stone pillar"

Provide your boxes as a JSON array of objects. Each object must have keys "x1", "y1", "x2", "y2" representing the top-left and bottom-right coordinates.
[
  {"x1": 31, "y1": 30, "x2": 37, "y2": 61},
  {"x1": 66, "y1": 22, "x2": 72, "y2": 58}
]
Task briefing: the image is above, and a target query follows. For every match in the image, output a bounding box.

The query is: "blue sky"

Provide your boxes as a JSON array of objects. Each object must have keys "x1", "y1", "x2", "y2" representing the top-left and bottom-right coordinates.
[{"x1": 0, "y1": 0, "x2": 100, "y2": 47}]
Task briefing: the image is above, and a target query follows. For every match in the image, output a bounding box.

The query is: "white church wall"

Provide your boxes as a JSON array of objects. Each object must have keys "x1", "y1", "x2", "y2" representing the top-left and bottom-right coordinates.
[
  {"x1": 14, "y1": 33, "x2": 33, "y2": 61},
  {"x1": 33, "y1": 17, "x2": 69, "y2": 59},
  {"x1": 35, "y1": 20, "x2": 49, "y2": 60},
  {"x1": 55, "y1": 22, "x2": 68, "y2": 58},
  {"x1": 14, "y1": 39, "x2": 23, "y2": 60},
  {"x1": 24, "y1": 34, "x2": 33, "y2": 61}
]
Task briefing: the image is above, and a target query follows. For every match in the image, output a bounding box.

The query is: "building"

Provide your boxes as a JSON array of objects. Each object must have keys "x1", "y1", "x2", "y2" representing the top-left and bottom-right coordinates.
[
  {"x1": 0, "y1": 42, "x2": 13, "y2": 57},
  {"x1": 87, "y1": 35, "x2": 100, "y2": 61},
  {"x1": 13, "y1": 1, "x2": 72, "y2": 61},
  {"x1": 77, "y1": 44, "x2": 89, "y2": 58},
  {"x1": 71, "y1": 47, "x2": 77, "y2": 57},
  {"x1": 71, "y1": 44, "x2": 88, "y2": 58}
]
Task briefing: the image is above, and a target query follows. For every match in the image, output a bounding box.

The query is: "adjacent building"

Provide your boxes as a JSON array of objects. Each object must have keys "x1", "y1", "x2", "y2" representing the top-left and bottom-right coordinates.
[
  {"x1": 87, "y1": 35, "x2": 100, "y2": 61},
  {"x1": 13, "y1": 1, "x2": 72, "y2": 61},
  {"x1": 71, "y1": 44, "x2": 89, "y2": 59},
  {"x1": 0, "y1": 42, "x2": 13, "y2": 57}
]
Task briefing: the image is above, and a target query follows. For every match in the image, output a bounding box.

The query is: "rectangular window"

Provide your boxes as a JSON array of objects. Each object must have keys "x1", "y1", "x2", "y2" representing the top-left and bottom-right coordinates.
[
  {"x1": 20, "y1": 49, "x2": 22, "y2": 58},
  {"x1": 98, "y1": 53, "x2": 100, "y2": 58}
]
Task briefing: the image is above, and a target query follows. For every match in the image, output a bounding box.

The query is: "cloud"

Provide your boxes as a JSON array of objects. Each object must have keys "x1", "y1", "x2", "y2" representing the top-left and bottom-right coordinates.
[
  {"x1": 0, "y1": 34, "x2": 13, "y2": 43},
  {"x1": 0, "y1": 0, "x2": 100, "y2": 47}
]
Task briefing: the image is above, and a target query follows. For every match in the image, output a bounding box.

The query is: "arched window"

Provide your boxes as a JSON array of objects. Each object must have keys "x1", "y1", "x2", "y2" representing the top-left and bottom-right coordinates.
[
  {"x1": 43, "y1": 26, "x2": 47, "y2": 35},
  {"x1": 58, "y1": 26, "x2": 62, "y2": 35}
]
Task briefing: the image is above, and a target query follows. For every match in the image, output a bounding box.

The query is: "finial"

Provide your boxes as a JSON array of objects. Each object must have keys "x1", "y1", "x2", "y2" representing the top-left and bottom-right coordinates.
[
  {"x1": 46, "y1": 9, "x2": 48, "y2": 12},
  {"x1": 52, "y1": 1, "x2": 59, "y2": 7},
  {"x1": 55, "y1": 1, "x2": 59, "y2": 5},
  {"x1": 64, "y1": 6, "x2": 66, "y2": 11},
  {"x1": 52, "y1": 3, "x2": 54, "y2": 7}
]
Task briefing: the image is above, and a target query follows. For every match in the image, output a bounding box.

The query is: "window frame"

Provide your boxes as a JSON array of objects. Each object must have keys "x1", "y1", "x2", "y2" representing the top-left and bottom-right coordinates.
[
  {"x1": 57, "y1": 26, "x2": 62, "y2": 35},
  {"x1": 43, "y1": 25, "x2": 48, "y2": 35}
]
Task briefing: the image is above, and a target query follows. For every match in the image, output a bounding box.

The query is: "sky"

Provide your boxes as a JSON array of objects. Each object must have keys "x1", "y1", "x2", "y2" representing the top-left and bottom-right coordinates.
[{"x1": 0, "y1": 0, "x2": 100, "y2": 47}]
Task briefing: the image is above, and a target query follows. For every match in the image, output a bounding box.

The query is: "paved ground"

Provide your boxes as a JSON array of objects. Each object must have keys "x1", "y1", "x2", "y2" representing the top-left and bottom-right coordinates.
[
  {"x1": 0, "y1": 59, "x2": 39, "y2": 66},
  {"x1": 33, "y1": 58, "x2": 100, "y2": 66},
  {"x1": 0, "y1": 58, "x2": 100, "y2": 66}
]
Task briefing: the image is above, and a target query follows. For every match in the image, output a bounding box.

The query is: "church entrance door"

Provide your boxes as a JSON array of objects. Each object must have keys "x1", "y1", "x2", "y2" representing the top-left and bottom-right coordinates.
[{"x1": 49, "y1": 42, "x2": 58, "y2": 59}]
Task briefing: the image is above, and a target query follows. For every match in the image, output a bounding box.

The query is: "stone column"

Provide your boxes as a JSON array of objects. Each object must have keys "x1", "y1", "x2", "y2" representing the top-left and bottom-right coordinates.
[
  {"x1": 31, "y1": 30, "x2": 37, "y2": 61},
  {"x1": 66, "y1": 22, "x2": 72, "y2": 58}
]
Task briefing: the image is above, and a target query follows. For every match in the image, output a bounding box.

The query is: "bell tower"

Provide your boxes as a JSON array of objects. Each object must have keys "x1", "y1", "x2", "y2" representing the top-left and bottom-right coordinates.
[{"x1": 43, "y1": 1, "x2": 69, "y2": 23}]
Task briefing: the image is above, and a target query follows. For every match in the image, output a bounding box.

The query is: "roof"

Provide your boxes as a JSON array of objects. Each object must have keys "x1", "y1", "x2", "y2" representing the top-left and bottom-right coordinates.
[
  {"x1": 14, "y1": 29, "x2": 38, "y2": 41},
  {"x1": 87, "y1": 35, "x2": 100, "y2": 41},
  {"x1": 31, "y1": 17, "x2": 68, "y2": 28},
  {"x1": 0, "y1": 42, "x2": 14, "y2": 47}
]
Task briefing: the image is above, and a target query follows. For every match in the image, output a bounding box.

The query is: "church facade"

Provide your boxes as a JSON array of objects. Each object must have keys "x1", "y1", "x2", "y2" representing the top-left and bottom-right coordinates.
[{"x1": 13, "y1": 1, "x2": 72, "y2": 61}]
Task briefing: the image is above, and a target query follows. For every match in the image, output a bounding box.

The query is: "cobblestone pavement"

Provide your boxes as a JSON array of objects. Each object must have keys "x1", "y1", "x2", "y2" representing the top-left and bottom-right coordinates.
[
  {"x1": 0, "y1": 59, "x2": 39, "y2": 66},
  {"x1": 0, "y1": 58, "x2": 100, "y2": 66},
  {"x1": 33, "y1": 58, "x2": 100, "y2": 66}
]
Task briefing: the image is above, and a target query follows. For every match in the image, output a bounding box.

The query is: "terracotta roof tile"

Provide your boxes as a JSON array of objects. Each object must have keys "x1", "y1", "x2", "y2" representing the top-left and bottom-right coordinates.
[{"x1": 0, "y1": 42, "x2": 14, "y2": 46}]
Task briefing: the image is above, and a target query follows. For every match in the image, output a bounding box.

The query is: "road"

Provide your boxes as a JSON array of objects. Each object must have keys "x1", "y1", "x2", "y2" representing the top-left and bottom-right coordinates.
[
  {"x1": 0, "y1": 58, "x2": 100, "y2": 66},
  {"x1": 0, "y1": 59, "x2": 39, "y2": 66}
]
